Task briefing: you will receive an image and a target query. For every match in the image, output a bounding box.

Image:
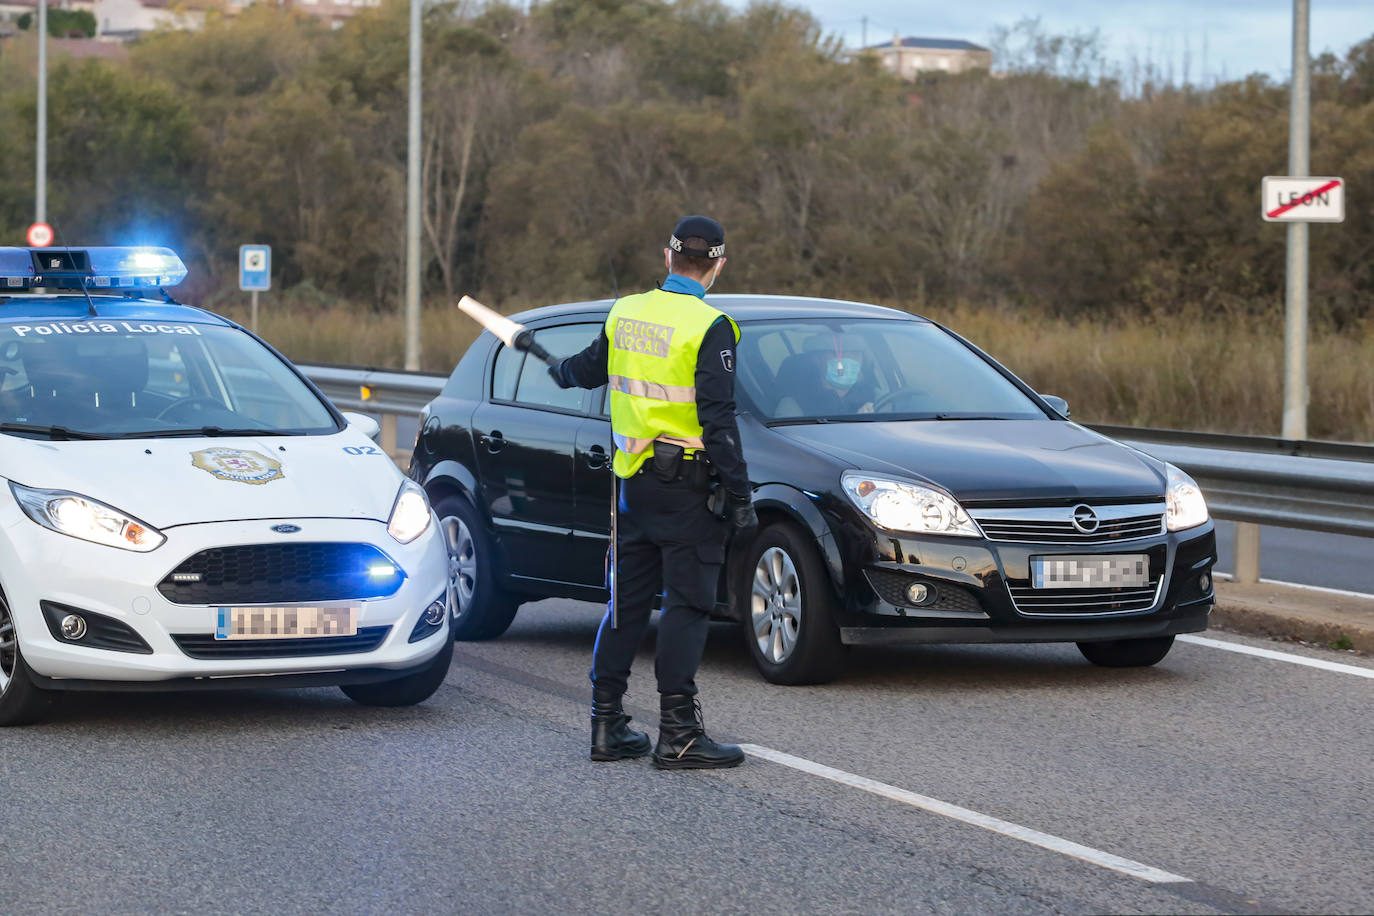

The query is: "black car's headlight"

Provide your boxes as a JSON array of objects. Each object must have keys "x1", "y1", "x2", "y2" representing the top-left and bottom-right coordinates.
[
  {"x1": 841, "y1": 471, "x2": 981, "y2": 538},
  {"x1": 1164, "y1": 463, "x2": 1209, "y2": 531},
  {"x1": 387, "y1": 479, "x2": 432, "y2": 544},
  {"x1": 10, "y1": 482, "x2": 166, "y2": 552}
]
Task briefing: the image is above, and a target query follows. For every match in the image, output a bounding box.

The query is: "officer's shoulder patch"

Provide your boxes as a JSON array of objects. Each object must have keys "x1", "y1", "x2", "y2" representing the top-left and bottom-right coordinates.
[{"x1": 720, "y1": 349, "x2": 735, "y2": 372}]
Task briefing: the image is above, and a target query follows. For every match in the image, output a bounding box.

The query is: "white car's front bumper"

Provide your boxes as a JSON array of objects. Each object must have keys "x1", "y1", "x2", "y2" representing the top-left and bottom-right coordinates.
[{"x1": 0, "y1": 504, "x2": 449, "y2": 685}]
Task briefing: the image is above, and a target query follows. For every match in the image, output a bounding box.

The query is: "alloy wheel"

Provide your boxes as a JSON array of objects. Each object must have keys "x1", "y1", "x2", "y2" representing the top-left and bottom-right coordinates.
[
  {"x1": 442, "y1": 515, "x2": 478, "y2": 620},
  {"x1": 751, "y1": 546, "x2": 802, "y2": 664},
  {"x1": 0, "y1": 599, "x2": 15, "y2": 694}
]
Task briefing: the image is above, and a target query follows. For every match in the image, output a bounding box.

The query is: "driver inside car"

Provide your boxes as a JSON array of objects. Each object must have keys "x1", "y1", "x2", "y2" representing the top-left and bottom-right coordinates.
[{"x1": 775, "y1": 334, "x2": 876, "y2": 417}]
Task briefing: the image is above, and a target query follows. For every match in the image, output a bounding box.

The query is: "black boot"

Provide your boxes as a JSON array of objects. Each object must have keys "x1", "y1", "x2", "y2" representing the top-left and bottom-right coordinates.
[
  {"x1": 652, "y1": 694, "x2": 745, "y2": 770},
  {"x1": 590, "y1": 687, "x2": 651, "y2": 762}
]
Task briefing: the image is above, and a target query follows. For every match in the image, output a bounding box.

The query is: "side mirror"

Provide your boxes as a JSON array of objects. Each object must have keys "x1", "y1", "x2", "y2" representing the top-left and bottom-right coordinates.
[
  {"x1": 341, "y1": 411, "x2": 382, "y2": 443},
  {"x1": 1041, "y1": 395, "x2": 1070, "y2": 418}
]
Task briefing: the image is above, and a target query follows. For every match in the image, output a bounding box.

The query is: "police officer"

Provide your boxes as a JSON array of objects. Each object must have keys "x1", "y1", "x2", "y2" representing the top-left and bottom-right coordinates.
[{"x1": 550, "y1": 215, "x2": 757, "y2": 769}]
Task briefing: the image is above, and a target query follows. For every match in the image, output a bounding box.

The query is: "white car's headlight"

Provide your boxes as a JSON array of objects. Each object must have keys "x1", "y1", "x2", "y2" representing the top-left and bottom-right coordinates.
[
  {"x1": 1165, "y1": 463, "x2": 1209, "y2": 531},
  {"x1": 840, "y1": 471, "x2": 980, "y2": 538},
  {"x1": 387, "y1": 480, "x2": 432, "y2": 544},
  {"x1": 10, "y1": 482, "x2": 166, "y2": 552}
]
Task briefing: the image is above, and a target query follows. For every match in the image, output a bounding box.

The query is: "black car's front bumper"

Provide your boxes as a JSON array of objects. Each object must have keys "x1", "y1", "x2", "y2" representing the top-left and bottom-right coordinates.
[
  {"x1": 841, "y1": 610, "x2": 1210, "y2": 645},
  {"x1": 835, "y1": 521, "x2": 1217, "y2": 646}
]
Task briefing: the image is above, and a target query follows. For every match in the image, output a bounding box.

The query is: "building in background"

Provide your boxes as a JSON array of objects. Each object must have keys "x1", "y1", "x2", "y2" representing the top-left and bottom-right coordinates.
[
  {"x1": 861, "y1": 36, "x2": 992, "y2": 80},
  {"x1": 226, "y1": 0, "x2": 380, "y2": 30},
  {"x1": 95, "y1": 0, "x2": 213, "y2": 41},
  {"x1": 0, "y1": 0, "x2": 379, "y2": 44}
]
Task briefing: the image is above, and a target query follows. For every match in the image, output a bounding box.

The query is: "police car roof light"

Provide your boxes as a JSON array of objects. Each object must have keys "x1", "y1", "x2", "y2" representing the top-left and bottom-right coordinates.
[{"x1": 0, "y1": 246, "x2": 188, "y2": 291}]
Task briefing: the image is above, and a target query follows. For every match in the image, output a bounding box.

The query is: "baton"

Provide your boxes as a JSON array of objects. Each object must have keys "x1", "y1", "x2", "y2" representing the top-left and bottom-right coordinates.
[{"x1": 457, "y1": 295, "x2": 560, "y2": 368}]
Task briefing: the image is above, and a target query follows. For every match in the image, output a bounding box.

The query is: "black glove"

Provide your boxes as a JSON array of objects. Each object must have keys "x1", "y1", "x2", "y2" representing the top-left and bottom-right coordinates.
[
  {"x1": 727, "y1": 492, "x2": 758, "y2": 539},
  {"x1": 548, "y1": 360, "x2": 574, "y2": 389}
]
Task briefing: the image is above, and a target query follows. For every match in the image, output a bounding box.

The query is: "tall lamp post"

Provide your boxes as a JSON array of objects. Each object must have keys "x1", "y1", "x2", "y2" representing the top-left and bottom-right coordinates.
[
  {"x1": 1237, "y1": 0, "x2": 1312, "y2": 585},
  {"x1": 1282, "y1": 0, "x2": 1310, "y2": 440},
  {"x1": 403, "y1": 0, "x2": 423, "y2": 371},
  {"x1": 35, "y1": 0, "x2": 47, "y2": 226}
]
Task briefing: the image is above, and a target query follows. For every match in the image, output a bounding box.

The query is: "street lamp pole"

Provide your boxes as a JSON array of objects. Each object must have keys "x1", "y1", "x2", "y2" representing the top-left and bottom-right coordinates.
[
  {"x1": 35, "y1": 0, "x2": 47, "y2": 225},
  {"x1": 1282, "y1": 0, "x2": 1310, "y2": 440},
  {"x1": 403, "y1": 0, "x2": 423, "y2": 370}
]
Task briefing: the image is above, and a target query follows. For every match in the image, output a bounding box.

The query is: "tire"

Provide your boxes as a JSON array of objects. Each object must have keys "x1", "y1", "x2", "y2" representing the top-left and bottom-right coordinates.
[
  {"x1": 341, "y1": 633, "x2": 453, "y2": 707},
  {"x1": 435, "y1": 494, "x2": 519, "y2": 641},
  {"x1": 0, "y1": 593, "x2": 50, "y2": 726},
  {"x1": 1077, "y1": 635, "x2": 1175, "y2": 668},
  {"x1": 738, "y1": 522, "x2": 844, "y2": 685}
]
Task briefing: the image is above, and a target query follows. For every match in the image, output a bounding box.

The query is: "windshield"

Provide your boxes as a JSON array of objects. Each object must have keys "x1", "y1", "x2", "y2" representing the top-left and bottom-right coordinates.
[
  {"x1": 0, "y1": 319, "x2": 338, "y2": 439},
  {"x1": 735, "y1": 318, "x2": 1046, "y2": 423}
]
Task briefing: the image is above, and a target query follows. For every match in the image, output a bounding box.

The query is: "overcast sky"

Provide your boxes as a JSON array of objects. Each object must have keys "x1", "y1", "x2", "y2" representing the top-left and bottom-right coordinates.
[{"x1": 800, "y1": 1, "x2": 1372, "y2": 83}]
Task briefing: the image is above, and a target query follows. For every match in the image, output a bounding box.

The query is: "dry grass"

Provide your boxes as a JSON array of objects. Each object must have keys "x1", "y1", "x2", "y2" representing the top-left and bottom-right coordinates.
[
  {"x1": 926, "y1": 303, "x2": 1374, "y2": 442},
  {"x1": 217, "y1": 299, "x2": 1374, "y2": 443}
]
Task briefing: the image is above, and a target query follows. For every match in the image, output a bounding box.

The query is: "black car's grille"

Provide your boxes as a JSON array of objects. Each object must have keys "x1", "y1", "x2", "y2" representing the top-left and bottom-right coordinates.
[
  {"x1": 864, "y1": 569, "x2": 983, "y2": 613},
  {"x1": 970, "y1": 504, "x2": 1164, "y2": 545},
  {"x1": 158, "y1": 543, "x2": 404, "y2": 605},
  {"x1": 1007, "y1": 583, "x2": 1160, "y2": 616},
  {"x1": 171, "y1": 626, "x2": 391, "y2": 659}
]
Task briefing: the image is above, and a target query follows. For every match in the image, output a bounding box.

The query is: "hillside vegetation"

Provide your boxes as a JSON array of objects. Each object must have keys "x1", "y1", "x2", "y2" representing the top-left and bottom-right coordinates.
[{"x1": 0, "y1": 2, "x2": 1371, "y2": 439}]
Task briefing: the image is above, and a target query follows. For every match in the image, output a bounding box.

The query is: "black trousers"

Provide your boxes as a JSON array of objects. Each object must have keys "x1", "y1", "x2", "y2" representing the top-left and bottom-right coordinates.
[{"x1": 590, "y1": 470, "x2": 728, "y2": 697}]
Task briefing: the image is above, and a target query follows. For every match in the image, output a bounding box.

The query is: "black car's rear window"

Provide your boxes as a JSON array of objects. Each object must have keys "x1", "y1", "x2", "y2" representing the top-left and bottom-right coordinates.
[{"x1": 736, "y1": 319, "x2": 1044, "y2": 422}]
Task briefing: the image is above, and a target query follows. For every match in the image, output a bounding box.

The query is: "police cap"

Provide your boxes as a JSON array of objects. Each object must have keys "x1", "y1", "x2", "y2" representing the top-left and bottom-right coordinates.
[{"x1": 668, "y1": 215, "x2": 725, "y2": 259}]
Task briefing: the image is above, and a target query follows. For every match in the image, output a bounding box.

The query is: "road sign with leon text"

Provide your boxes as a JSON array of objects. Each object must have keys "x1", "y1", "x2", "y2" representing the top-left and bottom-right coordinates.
[
  {"x1": 1262, "y1": 176, "x2": 1344, "y2": 223},
  {"x1": 239, "y1": 244, "x2": 272, "y2": 291}
]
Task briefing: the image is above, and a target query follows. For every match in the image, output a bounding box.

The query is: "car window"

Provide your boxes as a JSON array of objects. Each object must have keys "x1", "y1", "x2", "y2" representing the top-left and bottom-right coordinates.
[
  {"x1": 510, "y1": 324, "x2": 600, "y2": 412},
  {"x1": 144, "y1": 337, "x2": 193, "y2": 398},
  {"x1": 491, "y1": 342, "x2": 521, "y2": 400},
  {"x1": 736, "y1": 318, "x2": 1044, "y2": 422},
  {"x1": 0, "y1": 320, "x2": 338, "y2": 438}
]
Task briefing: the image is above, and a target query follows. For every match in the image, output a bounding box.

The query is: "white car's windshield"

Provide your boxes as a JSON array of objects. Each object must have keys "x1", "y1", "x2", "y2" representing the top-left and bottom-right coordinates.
[
  {"x1": 0, "y1": 320, "x2": 337, "y2": 439},
  {"x1": 735, "y1": 318, "x2": 1046, "y2": 423}
]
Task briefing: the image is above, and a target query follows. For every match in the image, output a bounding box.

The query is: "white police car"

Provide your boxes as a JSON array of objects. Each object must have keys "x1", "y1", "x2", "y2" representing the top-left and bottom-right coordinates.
[{"x1": 0, "y1": 247, "x2": 451, "y2": 725}]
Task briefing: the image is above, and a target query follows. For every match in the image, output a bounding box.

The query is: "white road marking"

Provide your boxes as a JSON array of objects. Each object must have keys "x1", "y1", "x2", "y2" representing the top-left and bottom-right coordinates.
[
  {"x1": 1213, "y1": 571, "x2": 1374, "y2": 601},
  {"x1": 739, "y1": 743, "x2": 1192, "y2": 885},
  {"x1": 1177, "y1": 634, "x2": 1374, "y2": 679}
]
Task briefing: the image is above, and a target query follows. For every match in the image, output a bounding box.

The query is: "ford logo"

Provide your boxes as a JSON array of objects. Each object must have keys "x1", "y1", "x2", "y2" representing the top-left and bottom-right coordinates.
[{"x1": 271, "y1": 524, "x2": 302, "y2": 534}]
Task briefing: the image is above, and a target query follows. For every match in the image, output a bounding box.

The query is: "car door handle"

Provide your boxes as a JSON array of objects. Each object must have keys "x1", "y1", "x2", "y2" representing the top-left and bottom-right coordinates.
[
  {"x1": 479, "y1": 431, "x2": 505, "y2": 453},
  {"x1": 584, "y1": 445, "x2": 608, "y2": 469}
]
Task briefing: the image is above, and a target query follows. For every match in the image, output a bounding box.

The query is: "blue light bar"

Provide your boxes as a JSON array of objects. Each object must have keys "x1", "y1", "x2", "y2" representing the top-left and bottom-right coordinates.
[
  {"x1": 0, "y1": 249, "x2": 37, "y2": 289},
  {"x1": 0, "y1": 246, "x2": 188, "y2": 291}
]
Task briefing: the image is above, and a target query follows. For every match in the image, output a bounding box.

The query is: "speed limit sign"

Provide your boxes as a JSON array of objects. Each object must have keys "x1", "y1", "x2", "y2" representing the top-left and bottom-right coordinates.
[{"x1": 26, "y1": 223, "x2": 54, "y2": 248}]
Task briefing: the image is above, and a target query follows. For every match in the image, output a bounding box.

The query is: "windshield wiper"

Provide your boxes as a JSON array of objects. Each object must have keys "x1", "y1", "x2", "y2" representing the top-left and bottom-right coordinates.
[
  {"x1": 766, "y1": 417, "x2": 830, "y2": 427},
  {"x1": 0, "y1": 422, "x2": 110, "y2": 440},
  {"x1": 114, "y1": 426, "x2": 291, "y2": 439}
]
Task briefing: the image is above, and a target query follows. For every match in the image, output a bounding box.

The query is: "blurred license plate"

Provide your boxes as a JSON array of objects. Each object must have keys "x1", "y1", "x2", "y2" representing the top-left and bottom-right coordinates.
[
  {"x1": 215, "y1": 605, "x2": 358, "y2": 640},
  {"x1": 1031, "y1": 555, "x2": 1150, "y2": 589}
]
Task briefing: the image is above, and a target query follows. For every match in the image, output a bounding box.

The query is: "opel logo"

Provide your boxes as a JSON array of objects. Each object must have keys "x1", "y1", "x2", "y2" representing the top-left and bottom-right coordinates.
[
  {"x1": 271, "y1": 524, "x2": 301, "y2": 534},
  {"x1": 1070, "y1": 505, "x2": 1099, "y2": 534}
]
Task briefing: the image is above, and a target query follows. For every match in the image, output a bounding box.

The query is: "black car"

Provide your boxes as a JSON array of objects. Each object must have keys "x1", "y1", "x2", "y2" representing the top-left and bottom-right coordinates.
[{"x1": 410, "y1": 296, "x2": 1217, "y2": 684}]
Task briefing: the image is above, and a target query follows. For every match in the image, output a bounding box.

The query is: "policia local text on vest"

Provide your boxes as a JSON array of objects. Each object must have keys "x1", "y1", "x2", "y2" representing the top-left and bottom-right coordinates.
[{"x1": 550, "y1": 215, "x2": 758, "y2": 770}]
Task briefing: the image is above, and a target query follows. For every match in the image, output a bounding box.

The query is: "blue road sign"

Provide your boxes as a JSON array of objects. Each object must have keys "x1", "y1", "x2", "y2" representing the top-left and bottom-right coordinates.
[{"x1": 239, "y1": 244, "x2": 271, "y2": 292}]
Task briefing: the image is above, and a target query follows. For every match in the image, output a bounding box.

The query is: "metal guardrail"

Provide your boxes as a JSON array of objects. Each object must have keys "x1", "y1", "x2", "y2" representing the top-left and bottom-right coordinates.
[
  {"x1": 305, "y1": 363, "x2": 446, "y2": 457},
  {"x1": 302, "y1": 364, "x2": 1374, "y2": 584}
]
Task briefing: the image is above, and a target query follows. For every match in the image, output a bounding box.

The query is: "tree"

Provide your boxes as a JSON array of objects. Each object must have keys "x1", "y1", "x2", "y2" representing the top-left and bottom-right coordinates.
[{"x1": 17, "y1": 9, "x2": 96, "y2": 37}]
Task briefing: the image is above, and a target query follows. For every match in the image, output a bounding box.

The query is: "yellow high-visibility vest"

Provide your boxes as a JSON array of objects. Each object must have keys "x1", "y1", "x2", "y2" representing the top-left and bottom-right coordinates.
[{"x1": 604, "y1": 288, "x2": 740, "y2": 479}]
